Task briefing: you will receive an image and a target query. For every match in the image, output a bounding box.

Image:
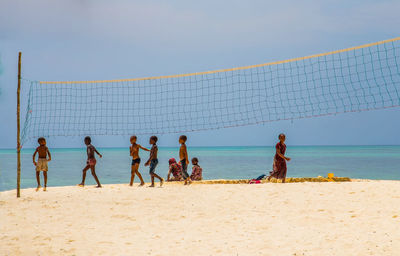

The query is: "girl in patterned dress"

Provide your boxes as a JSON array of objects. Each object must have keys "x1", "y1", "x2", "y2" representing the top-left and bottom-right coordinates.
[
  {"x1": 190, "y1": 157, "x2": 203, "y2": 181},
  {"x1": 167, "y1": 158, "x2": 183, "y2": 181},
  {"x1": 267, "y1": 133, "x2": 291, "y2": 183}
]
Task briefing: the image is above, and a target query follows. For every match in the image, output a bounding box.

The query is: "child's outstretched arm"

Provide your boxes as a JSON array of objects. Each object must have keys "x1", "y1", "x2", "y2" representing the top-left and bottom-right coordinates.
[
  {"x1": 32, "y1": 149, "x2": 38, "y2": 166},
  {"x1": 138, "y1": 145, "x2": 150, "y2": 152},
  {"x1": 94, "y1": 147, "x2": 103, "y2": 158},
  {"x1": 47, "y1": 148, "x2": 52, "y2": 162}
]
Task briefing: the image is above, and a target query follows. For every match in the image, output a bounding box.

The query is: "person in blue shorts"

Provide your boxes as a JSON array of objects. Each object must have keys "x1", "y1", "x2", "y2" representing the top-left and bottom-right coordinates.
[{"x1": 145, "y1": 136, "x2": 164, "y2": 187}]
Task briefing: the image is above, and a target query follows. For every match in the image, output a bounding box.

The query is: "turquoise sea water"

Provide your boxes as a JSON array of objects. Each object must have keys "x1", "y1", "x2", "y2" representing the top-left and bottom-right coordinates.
[{"x1": 1, "y1": 146, "x2": 400, "y2": 191}]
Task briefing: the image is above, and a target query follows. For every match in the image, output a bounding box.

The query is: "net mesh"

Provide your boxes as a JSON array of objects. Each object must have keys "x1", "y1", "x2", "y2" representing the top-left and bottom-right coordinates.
[{"x1": 21, "y1": 38, "x2": 400, "y2": 144}]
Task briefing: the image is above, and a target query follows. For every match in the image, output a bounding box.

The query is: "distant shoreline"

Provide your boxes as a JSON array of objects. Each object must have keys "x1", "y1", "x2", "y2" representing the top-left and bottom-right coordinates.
[
  {"x1": 1, "y1": 144, "x2": 400, "y2": 151},
  {"x1": 5, "y1": 177, "x2": 400, "y2": 193}
]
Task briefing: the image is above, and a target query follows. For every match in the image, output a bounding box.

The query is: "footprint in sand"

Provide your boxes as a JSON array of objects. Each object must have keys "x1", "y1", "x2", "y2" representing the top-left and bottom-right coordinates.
[
  {"x1": 60, "y1": 248, "x2": 76, "y2": 253},
  {"x1": 22, "y1": 197, "x2": 34, "y2": 202},
  {"x1": 112, "y1": 214, "x2": 136, "y2": 221},
  {"x1": 99, "y1": 241, "x2": 113, "y2": 245}
]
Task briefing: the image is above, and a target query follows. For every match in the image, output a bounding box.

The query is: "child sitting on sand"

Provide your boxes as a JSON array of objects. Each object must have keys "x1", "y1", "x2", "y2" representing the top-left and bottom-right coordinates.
[
  {"x1": 190, "y1": 157, "x2": 203, "y2": 181},
  {"x1": 129, "y1": 135, "x2": 150, "y2": 186},
  {"x1": 167, "y1": 158, "x2": 182, "y2": 181},
  {"x1": 32, "y1": 137, "x2": 51, "y2": 191},
  {"x1": 78, "y1": 136, "x2": 102, "y2": 188},
  {"x1": 179, "y1": 135, "x2": 192, "y2": 185},
  {"x1": 145, "y1": 136, "x2": 164, "y2": 187}
]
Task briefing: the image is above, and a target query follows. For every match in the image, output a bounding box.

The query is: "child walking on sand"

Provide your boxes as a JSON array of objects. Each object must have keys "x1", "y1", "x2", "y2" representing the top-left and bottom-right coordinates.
[
  {"x1": 179, "y1": 135, "x2": 192, "y2": 185},
  {"x1": 78, "y1": 136, "x2": 102, "y2": 188},
  {"x1": 145, "y1": 136, "x2": 164, "y2": 187},
  {"x1": 267, "y1": 133, "x2": 291, "y2": 183},
  {"x1": 190, "y1": 157, "x2": 203, "y2": 181},
  {"x1": 32, "y1": 137, "x2": 51, "y2": 191},
  {"x1": 129, "y1": 135, "x2": 150, "y2": 186}
]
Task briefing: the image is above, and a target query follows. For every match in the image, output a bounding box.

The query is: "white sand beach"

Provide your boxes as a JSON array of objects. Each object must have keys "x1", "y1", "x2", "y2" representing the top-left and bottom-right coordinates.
[{"x1": 1, "y1": 180, "x2": 400, "y2": 255}]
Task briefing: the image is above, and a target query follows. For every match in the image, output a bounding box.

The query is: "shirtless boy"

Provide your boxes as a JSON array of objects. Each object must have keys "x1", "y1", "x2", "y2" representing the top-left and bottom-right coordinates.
[
  {"x1": 129, "y1": 135, "x2": 150, "y2": 186},
  {"x1": 78, "y1": 136, "x2": 102, "y2": 188},
  {"x1": 32, "y1": 137, "x2": 51, "y2": 191},
  {"x1": 179, "y1": 135, "x2": 192, "y2": 185}
]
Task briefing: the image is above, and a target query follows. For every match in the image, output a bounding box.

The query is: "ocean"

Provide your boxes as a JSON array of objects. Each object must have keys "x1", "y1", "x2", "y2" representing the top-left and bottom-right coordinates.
[{"x1": 1, "y1": 146, "x2": 400, "y2": 191}]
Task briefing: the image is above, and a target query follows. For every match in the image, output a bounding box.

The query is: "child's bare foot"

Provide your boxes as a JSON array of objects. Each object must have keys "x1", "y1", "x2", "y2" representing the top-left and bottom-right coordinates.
[
  {"x1": 160, "y1": 179, "x2": 164, "y2": 187},
  {"x1": 35, "y1": 186, "x2": 41, "y2": 192},
  {"x1": 149, "y1": 184, "x2": 155, "y2": 187},
  {"x1": 43, "y1": 187, "x2": 47, "y2": 191},
  {"x1": 95, "y1": 185, "x2": 102, "y2": 188},
  {"x1": 129, "y1": 183, "x2": 133, "y2": 186},
  {"x1": 139, "y1": 183, "x2": 145, "y2": 186},
  {"x1": 77, "y1": 183, "x2": 84, "y2": 187}
]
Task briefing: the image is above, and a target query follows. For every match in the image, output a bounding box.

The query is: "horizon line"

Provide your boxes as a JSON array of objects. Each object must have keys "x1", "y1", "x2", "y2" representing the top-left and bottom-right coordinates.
[{"x1": 1, "y1": 144, "x2": 400, "y2": 150}]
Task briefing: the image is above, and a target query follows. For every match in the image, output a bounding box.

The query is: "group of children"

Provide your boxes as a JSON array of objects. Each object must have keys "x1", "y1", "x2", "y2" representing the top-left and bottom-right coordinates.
[
  {"x1": 167, "y1": 157, "x2": 202, "y2": 182},
  {"x1": 33, "y1": 135, "x2": 203, "y2": 191},
  {"x1": 34, "y1": 133, "x2": 289, "y2": 190}
]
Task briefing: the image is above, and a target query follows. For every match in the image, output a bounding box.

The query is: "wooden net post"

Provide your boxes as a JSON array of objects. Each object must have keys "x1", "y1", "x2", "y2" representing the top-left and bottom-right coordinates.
[{"x1": 17, "y1": 52, "x2": 21, "y2": 198}]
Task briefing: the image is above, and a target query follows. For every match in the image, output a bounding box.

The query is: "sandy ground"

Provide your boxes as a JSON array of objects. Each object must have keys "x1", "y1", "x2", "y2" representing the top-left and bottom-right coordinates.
[{"x1": 1, "y1": 181, "x2": 400, "y2": 256}]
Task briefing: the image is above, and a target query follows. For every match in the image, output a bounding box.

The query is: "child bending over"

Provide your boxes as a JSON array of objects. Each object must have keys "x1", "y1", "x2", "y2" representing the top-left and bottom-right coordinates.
[{"x1": 167, "y1": 158, "x2": 182, "y2": 181}]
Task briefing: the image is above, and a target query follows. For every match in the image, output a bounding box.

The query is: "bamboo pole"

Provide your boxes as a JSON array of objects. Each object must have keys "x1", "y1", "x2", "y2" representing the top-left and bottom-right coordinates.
[{"x1": 17, "y1": 52, "x2": 21, "y2": 198}]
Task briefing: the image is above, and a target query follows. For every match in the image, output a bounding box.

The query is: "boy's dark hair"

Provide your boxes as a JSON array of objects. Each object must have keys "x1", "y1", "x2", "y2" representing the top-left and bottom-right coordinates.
[
  {"x1": 192, "y1": 157, "x2": 199, "y2": 163},
  {"x1": 179, "y1": 135, "x2": 187, "y2": 142},
  {"x1": 38, "y1": 137, "x2": 46, "y2": 143},
  {"x1": 130, "y1": 135, "x2": 137, "y2": 140},
  {"x1": 84, "y1": 136, "x2": 91, "y2": 143},
  {"x1": 150, "y1": 136, "x2": 158, "y2": 143},
  {"x1": 279, "y1": 133, "x2": 285, "y2": 139}
]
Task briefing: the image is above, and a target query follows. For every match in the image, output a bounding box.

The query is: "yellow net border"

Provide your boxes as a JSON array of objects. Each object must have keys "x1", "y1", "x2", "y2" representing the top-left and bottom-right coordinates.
[{"x1": 40, "y1": 37, "x2": 400, "y2": 84}]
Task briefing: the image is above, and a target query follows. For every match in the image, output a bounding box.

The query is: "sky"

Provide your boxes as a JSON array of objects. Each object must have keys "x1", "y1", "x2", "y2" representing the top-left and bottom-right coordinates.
[{"x1": 0, "y1": 0, "x2": 400, "y2": 148}]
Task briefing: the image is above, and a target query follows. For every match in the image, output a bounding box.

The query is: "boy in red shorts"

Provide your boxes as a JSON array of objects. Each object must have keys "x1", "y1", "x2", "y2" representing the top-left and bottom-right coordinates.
[{"x1": 78, "y1": 136, "x2": 102, "y2": 188}]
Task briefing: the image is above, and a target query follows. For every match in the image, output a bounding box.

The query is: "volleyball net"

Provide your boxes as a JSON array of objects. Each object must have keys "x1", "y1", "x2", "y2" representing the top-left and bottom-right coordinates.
[{"x1": 21, "y1": 37, "x2": 400, "y2": 144}]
